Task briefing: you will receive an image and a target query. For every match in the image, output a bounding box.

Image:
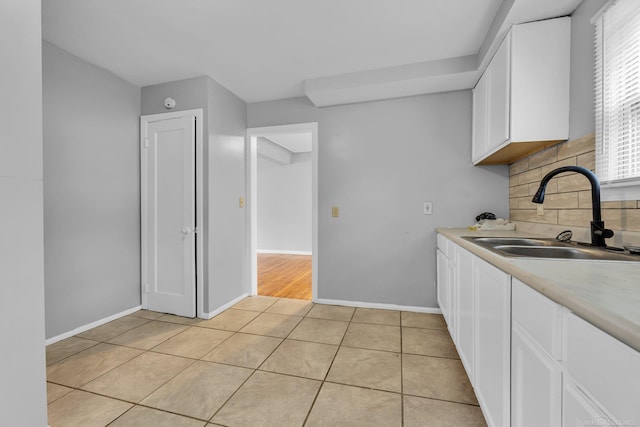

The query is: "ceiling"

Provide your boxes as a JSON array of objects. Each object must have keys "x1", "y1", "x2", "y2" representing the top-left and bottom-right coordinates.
[{"x1": 42, "y1": 0, "x2": 583, "y2": 107}]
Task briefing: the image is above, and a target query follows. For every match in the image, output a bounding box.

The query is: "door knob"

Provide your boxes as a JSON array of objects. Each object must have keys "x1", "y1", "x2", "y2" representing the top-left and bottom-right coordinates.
[{"x1": 181, "y1": 227, "x2": 190, "y2": 235}]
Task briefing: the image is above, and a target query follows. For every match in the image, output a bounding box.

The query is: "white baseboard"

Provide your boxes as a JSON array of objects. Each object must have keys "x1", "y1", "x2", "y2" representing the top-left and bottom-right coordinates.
[
  {"x1": 257, "y1": 249, "x2": 312, "y2": 255},
  {"x1": 313, "y1": 298, "x2": 441, "y2": 314},
  {"x1": 202, "y1": 293, "x2": 249, "y2": 320},
  {"x1": 45, "y1": 305, "x2": 143, "y2": 346}
]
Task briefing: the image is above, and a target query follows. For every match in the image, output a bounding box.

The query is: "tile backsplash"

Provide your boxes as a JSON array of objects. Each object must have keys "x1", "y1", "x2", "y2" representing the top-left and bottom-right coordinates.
[{"x1": 509, "y1": 134, "x2": 640, "y2": 232}]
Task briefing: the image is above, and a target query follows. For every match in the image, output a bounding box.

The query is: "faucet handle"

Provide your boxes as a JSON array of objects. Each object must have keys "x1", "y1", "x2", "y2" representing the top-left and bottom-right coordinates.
[
  {"x1": 596, "y1": 228, "x2": 614, "y2": 239},
  {"x1": 590, "y1": 221, "x2": 614, "y2": 246}
]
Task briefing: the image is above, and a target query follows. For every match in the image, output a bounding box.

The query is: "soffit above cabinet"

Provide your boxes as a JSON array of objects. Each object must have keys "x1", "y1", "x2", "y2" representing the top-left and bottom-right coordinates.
[{"x1": 305, "y1": 0, "x2": 582, "y2": 107}]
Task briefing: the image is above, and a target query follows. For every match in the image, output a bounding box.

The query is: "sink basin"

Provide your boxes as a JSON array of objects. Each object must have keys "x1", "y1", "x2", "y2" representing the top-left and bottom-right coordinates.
[
  {"x1": 493, "y1": 245, "x2": 640, "y2": 261},
  {"x1": 466, "y1": 237, "x2": 561, "y2": 246},
  {"x1": 462, "y1": 236, "x2": 640, "y2": 262}
]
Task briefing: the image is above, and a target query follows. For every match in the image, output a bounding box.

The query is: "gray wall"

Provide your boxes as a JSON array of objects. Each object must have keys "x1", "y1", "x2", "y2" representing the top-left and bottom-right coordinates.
[
  {"x1": 142, "y1": 76, "x2": 248, "y2": 313},
  {"x1": 206, "y1": 77, "x2": 249, "y2": 310},
  {"x1": 248, "y1": 93, "x2": 508, "y2": 308},
  {"x1": 258, "y1": 153, "x2": 312, "y2": 252},
  {"x1": 0, "y1": 0, "x2": 48, "y2": 424},
  {"x1": 569, "y1": 0, "x2": 607, "y2": 140},
  {"x1": 43, "y1": 42, "x2": 141, "y2": 338}
]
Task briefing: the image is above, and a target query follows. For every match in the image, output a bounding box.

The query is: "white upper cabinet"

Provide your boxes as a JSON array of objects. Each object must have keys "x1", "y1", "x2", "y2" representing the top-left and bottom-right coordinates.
[{"x1": 472, "y1": 17, "x2": 570, "y2": 165}]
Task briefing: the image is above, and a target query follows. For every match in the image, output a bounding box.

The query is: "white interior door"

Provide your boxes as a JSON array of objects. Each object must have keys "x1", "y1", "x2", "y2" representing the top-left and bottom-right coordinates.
[{"x1": 142, "y1": 115, "x2": 196, "y2": 317}]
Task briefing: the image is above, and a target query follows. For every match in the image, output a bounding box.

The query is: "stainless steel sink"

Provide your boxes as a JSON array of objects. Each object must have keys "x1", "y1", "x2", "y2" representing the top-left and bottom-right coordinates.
[
  {"x1": 467, "y1": 237, "x2": 561, "y2": 246},
  {"x1": 462, "y1": 236, "x2": 640, "y2": 262}
]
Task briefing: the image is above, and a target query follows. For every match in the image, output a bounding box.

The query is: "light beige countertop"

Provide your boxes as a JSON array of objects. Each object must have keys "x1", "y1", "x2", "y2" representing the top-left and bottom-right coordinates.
[{"x1": 436, "y1": 227, "x2": 640, "y2": 353}]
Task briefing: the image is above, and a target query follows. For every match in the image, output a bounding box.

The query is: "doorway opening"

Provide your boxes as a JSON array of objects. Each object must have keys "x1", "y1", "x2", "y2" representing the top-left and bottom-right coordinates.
[{"x1": 247, "y1": 123, "x2": 318, "y2": 301}]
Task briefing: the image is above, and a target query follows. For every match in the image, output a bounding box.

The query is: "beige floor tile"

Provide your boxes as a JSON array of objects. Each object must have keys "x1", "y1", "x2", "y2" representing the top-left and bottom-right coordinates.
[
  {"x1": 288, "y1": 317, "x2": 349, "y2": 345},
  {"x1": 109, "y1": 405, "x2": 207, "y2": 427},
  {"x1": 107, "y1": 320, "x2": 188, "y2": 350},
  {"x1": 352, "y1": 307, "x2": 400, "y2": 326},
  {"x1": 47, "y1": 343, "x2": 143, "y2": 388},
  {"x1": 81, "y1": 352, "x2": 194, "y2": 402},
  {"x1": 46, "y1": 336, "x2": 99, "y2": 365},
  {"x1": 211, "y1": 371, "x2": 321, "y2": 426},
  {"x1": 47, "y1": 390, "x2": 132, "y2": 427},
  {"x1": 403, "y1": 354, "x2": 478, "y2": 404},
  {"x1": 152, "y1": 327, "x2": 233, "y2": 359},
  {"x1": 202, "y1": 333, "x2": 282, "y2": 368},
  {"x1": 156, "y1": 313, "x2": 205, "y2": 326},
  {"x1": 198, "y1": 309, "x2": 259, "y2": 331},
  {"x1": 239, "y1": 312, "x2": 302, "y2": 338},
  {"x1": 326, "y1": 346, "x2": 401, "y2": 393},
  {"x1": 129, "y1": 309, "x2": 164, "y2": 320},
  {"x1": 342, "y1": 323, "x2": 401, "y2": 352},
  {"x1": 47, "y1": 382, "x2": 73, "y2": 403},
  {"x1": 141, "y1": 361, "x2": 252, "y2": 420},
  {"x1": 402, "y1": 327, "x2": 459, "y2": 358},
  {"x1": 401, "y1": 312, "x2": 447, "y2": 329},
  {"x1": 404, "y1": 395, "x2": 487, "y2": 427},
  {"x1": 305, "y1": 382, "x2": 402, "y2": 427},
  {"x1": 260, "y1": 339, "x2": 338, "y2": 380},
  {"x1": 265, "y1": 298, "x2": 314, "y2": 316},
  {"x1": 232, "y1": 295, "x2": 279, "y2": 312},
  {"x1": 76, "y1": 316, "x2": 150, "y2": 342},
  {"x1": 306, "y1": 304, "x2": 355, "y2": 321}
]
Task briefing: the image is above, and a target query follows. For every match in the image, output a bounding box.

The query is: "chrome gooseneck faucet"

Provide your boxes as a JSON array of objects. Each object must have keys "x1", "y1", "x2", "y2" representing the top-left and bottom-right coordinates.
[{"x1": 531, "y1": 165, "x2": 613, "y2": 247}]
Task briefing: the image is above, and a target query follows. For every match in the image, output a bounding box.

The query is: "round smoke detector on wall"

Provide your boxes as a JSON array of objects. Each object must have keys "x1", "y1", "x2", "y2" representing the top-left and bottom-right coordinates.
[{"x1": 163, "y1": 97, "x2": 176, "y2": 109}]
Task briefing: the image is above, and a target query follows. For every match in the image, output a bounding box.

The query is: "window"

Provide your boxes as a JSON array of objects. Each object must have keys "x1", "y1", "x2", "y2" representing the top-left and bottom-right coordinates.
[{"x1": 593, "y1": 0, "x2": 640, "y2": 200}]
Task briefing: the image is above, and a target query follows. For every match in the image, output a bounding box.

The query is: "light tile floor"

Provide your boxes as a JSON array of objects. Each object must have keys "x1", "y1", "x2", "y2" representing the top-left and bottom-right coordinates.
[{"x1": 46, "y1": 296, "x2": 487, "y2": 426}]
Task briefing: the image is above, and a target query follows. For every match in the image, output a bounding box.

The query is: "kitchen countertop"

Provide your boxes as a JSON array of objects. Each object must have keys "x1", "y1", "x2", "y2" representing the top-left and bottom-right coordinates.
[{"x1": 436, "y1": 227, "x2": 640, "y2": 353}]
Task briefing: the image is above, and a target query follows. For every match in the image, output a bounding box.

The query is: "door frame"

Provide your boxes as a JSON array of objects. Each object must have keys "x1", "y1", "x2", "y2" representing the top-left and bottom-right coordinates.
[
  {"x1": 140, "y1": 109, "x2": 204, "y2": 318},
  {"x1": 246, "y1": 122, "x2": 318, "y2": 301}
]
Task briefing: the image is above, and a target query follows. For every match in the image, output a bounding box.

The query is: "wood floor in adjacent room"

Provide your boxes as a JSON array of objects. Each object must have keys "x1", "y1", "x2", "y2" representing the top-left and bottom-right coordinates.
[{"x1": 258, "y1": 253, "x2": 312, "y2": 300}]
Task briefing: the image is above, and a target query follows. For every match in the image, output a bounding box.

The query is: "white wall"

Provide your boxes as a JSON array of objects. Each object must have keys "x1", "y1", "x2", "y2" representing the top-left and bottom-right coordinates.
[
  {"x1": 43, "y1": 42, "x2": 142, "y2": 338},
  {"x1": 569, "y1": 0, "x2": 607, "y2": 140},
  {"x1": 0, "y1": 0, "x2": 48, "y2": 424},
  {"x1": 258, "y1": 152, "x2": 312, "y2": 253},
  {"x1": 248, "y1": 92, "x2": 509, "y2": 308},
  {"x1": 141, "y1": 76, "x2": 248, "y2": 314}
]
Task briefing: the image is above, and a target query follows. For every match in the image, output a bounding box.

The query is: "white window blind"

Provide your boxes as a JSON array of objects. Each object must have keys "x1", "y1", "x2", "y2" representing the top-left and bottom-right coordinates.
[{"x1": 594, "y1": 0, "x2": 640, "y2": 186}]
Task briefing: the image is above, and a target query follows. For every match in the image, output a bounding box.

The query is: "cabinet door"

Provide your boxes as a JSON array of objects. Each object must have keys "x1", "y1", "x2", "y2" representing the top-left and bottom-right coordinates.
[
  {"x1": 455, "y1": 245, "x2": 474, "y2": 380},
  {"x1": 563, "y1": 381, "x2": 612, "y2": 427},
  {"x1": 511, "y1": 322, "x2": 562, "y2": 427},
  {"x1": 487, "y1": 34, "x2": 510, "y2": 152},
  {"x1": 472, "y1": 71, "x2": 489, "y2": 162},
  {"x1": 474, "y1": 258, "x2": 511, "y2": 427},
  {"x1": 436, "y1": 249, "x2": 450, "y2": 325}
]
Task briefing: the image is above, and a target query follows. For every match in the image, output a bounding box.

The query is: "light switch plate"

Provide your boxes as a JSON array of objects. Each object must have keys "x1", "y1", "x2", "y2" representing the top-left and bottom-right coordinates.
[{"x1": 423, "y1": 202, "x2": 433, "y2": 215}]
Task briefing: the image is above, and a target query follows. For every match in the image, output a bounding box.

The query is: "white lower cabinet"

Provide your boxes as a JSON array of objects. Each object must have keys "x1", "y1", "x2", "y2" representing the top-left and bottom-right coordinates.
[
  {"x1": 436, "y1": 248, "x2": 456, "y2": 340},
  {"x1": 436, "y1": 234, "x2": 640, "y2": 427},
  {"x1": 474, "y1": 257, "x2": 511, "y2": 427},
  {"x1": 511, "y1": 323, "x2": 562, "y2": 427},
  {"x1": 562, "y1": 381, "x2": 612, "y2": 427},
  {"x1": 437, "y1": 235, "x2": 511, "y2": 427},
  {"x1": 511, "y1": 278, "x2": 562, "y2": 427},
  {"x1": 564, "y1": 311, "x2": 640, "y2": 426},
  {"x1": 455, "y1": 245, "x2": 474, "y2": 380}
]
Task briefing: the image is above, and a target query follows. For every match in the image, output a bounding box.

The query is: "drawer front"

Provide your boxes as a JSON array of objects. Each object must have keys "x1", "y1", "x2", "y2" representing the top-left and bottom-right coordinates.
[
  {"x1": 437, "y1": 233, "x2": 448, "y2": 253},
  {"x1": 436, "y1": 234, "x2": 456, "y2": 259},
  {"x1": 512, "y1": 278, "x2": 562, "y2": 359},
  {"x1": 565, "y1": 312, "x2": 640, "y2": 424}
]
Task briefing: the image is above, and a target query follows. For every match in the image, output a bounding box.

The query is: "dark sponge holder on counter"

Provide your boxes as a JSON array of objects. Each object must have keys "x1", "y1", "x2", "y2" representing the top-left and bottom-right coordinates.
[{"x1": 475, "y1": 212, "x2": 496, "y2": 222}]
